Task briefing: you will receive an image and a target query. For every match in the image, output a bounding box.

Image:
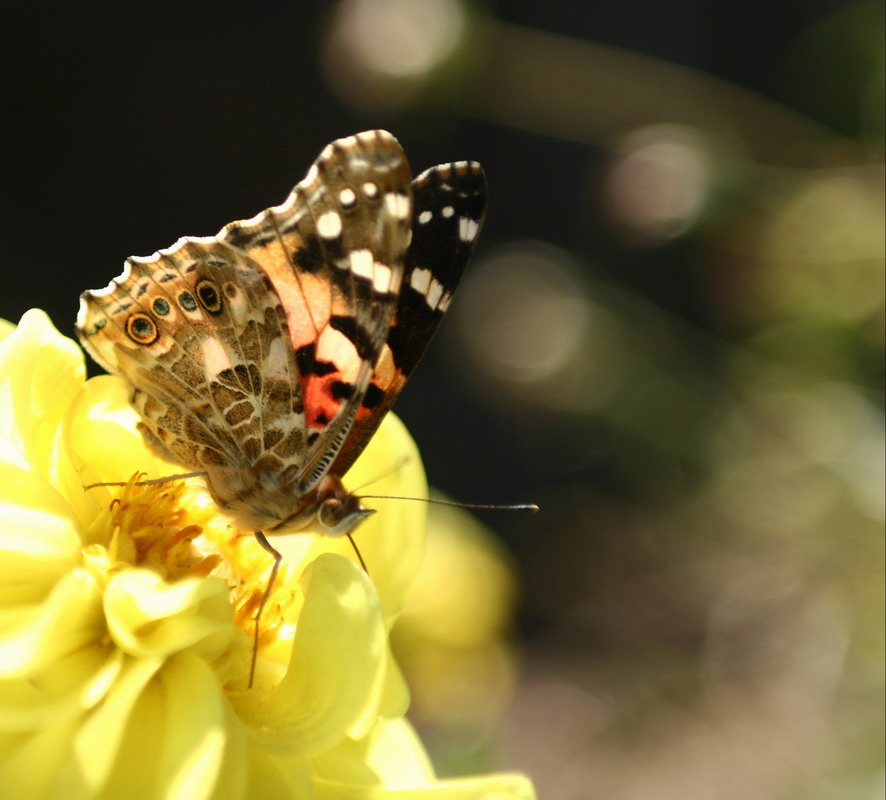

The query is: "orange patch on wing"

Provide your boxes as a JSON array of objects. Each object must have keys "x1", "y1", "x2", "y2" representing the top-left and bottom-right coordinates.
[
  {"x1": 304, "y1": 372, "x2": 342, "y2": 428},
  {"x1": 302, "y1": 327, "x2": 365, "y2": 429}
]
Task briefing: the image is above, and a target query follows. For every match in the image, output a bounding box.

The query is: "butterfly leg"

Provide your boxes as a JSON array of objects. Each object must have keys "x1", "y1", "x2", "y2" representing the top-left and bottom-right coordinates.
[
  {"x1": 250, "y1": 530, "x2": 282, "y2": 688},
  {"x1": 346, "y1": 533, "x2": 369, "y2": 573}
]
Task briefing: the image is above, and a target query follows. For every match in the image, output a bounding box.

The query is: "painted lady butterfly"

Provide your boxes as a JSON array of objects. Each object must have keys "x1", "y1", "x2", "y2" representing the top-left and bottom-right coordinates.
[{"x1": 76, "y1": 130, "x2": 486, "y2": 680}]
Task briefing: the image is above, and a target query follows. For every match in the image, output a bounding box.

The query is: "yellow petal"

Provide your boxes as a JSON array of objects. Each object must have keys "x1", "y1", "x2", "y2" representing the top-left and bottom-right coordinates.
[
  {"x1": 0, "y1": 316, "x2": 16, "y2": 341},
  {"x1": 54, "y1": 655, "x2": 164, "y2": 799},
  {"x1": 0, "y1": 713, "x2": 82, "y2": 799},
  {"x1": 313, "y1": 718, "x2": 435, "y2": 787},
  {"x1": 0, "y1": 310, "x2": 107, "y2": 533},
  {"x1": 0, "y1": 567, "x2": 103, "y2": 682},
  {"x1": 243, "y1": 747, "x2": 314, "y2": 800},
  {"x1": 376, "y1": 640, "x2": 411, "y2": 722},
  {"x1": 104, "y1": 570, "x2": 236, "y2": 662},
  {"x1": 349, "y1": 414, "x2": 429, "y2": 622},
  {"x1": 0, "y1": 462, "x2": 82, "y2": 606},
  {"x1": 153, "y1": 653, "x2": 237, "y2": 800},
  {"x1": 232, "y1": 554, "x2": 386, "y2": 760},
  {"x1": 0, "y1": 310, "x2": 85, "y2": 478},
  {"x1": 315, "y1": 719, "x2": 536, "y2": 798},
  {"x1": 68, "y1": 373, "x2": 174, "y2": 486},
  {"x1": 315, "y1": 772, "x2": 537, "y2": 800}
]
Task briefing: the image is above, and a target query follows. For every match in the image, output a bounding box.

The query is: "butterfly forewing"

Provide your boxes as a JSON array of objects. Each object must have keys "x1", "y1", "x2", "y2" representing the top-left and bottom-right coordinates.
[{"x1": 219, "y1": 131, "x2": 415, "y2": 490}]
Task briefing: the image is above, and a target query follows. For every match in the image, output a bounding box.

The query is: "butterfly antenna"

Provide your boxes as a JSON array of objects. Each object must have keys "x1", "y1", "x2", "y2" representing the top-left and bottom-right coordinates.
[
  {"x1": 250, "y1": 531, "x2": 283, "y2": 689},
  {"x1": 360, "y1": 495, "x2": 539, "y2": 514},
  {"x1": 348, "y1": 456, "x2": 411, "y2": 493}
]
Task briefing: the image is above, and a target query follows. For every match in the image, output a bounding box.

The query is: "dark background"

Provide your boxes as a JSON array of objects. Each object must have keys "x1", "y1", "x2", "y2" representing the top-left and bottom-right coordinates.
[
  {"x1": 2, "y1": 0, "x2": 869, "y2": 510},
  {"x1": 3, "y1": 2, "x2": 882, "y2": 797}
]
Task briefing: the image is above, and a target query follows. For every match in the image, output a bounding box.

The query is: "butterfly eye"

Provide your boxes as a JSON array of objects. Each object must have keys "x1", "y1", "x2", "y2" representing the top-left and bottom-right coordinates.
[
  {"x1": 152, "y1": 297, "x2": 171, "y2": 316},
  {"x1": 196, "y1": 279, "x2": 223, "y2": 314},
  {"x1": 126, "y1": 313, "x2": 159, "y2": 345},
  {"x1": 318, "y1": 497, "x2": 345, "y2": 529}
]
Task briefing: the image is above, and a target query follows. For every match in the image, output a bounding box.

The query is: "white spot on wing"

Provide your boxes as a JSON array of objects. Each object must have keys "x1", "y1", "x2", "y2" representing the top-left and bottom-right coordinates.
[
  {"x1": 373, "y1": 263, "x2": 392, "y2": 293},
  {"x1": 202, "y1": 336, "x2": 232, "y2": 375},
  {"x1": 441, "y1": 206, "x2": 454, "y2": 218},
  {"x1": 153, "y1": 235, "x2": 216, "y2": 261},
  {"x1": 349, "y1": 249, "x2": 374, "y2": 280},
  {"x1": 351, "y1": 250, "x2": 393, "y2": 293},
  {"x1": 317, "y1": 210, "x2": 342, "y2": 239},
  {"x1": 385, "y1": 192, "x2": 410, "y2": 220},
  {"x1": 458, "y1": 217, "x2": 480, "y2": 242},
  {"x1": 428, "y1": 278, "x2": 445, "y2": 308},
  {"x1": 88, "y1": 260, "x2": 133, "y2": 297},
  {"x1": 410, "y1": 268, "x2": 432, "y2": 295},
  {"x1": 339, "y1": 187, "x2": 357, "y2": 207},
  {"x1": 418, "y1": 210, "x2": 433, "y2": 224},
  {"x1": 362, "y1": 181, "x2": 378, "y2": 198}
]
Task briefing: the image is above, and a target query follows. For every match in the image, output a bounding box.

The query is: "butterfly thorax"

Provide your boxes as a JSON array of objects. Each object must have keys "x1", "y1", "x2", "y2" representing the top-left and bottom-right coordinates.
[{"x1": 201, "y1": 464, "x2": 373, "y2": 536}]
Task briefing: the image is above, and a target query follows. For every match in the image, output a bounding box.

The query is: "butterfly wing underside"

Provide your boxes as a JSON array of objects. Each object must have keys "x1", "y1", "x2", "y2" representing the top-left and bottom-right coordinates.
[
  {"x1": 216, "y1": 131, "x2": 415, "y2": 489},
  {"x1": 77, "y1": 131, "x2": 415, "y2": 529}
]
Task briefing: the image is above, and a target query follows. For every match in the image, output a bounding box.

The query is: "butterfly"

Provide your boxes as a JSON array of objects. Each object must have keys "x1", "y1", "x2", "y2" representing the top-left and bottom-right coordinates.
[{"x1": 76, "y1": 130, "x2": 486, "y2": 682}]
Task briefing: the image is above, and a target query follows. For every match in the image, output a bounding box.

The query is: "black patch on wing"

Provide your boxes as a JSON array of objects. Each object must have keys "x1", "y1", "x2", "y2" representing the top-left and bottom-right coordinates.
[
  {"x1": 330, "y1": 314, "x2": 377, "y2": 362},
  {"x1": 217, "y1": 363, "x2": 263, "y2": 395},
  {"x1": 295, "y1": 343, "x2": 337, "y2": 377},
  {"x1": 225, "y1": 223, "x2": 277, "y2": 251},
  {"x1": 331, "y1": 381, "x2": 355, "y2": 400},
  {"x1": 362, "y1": 382, "x2": 385, "y2": 409},
  {"x1": 388, "y1": 161, "x2": 487, "y2": 375},
  {"x1": 292, "y1": 234, "x2": 325, "y2": 274}
]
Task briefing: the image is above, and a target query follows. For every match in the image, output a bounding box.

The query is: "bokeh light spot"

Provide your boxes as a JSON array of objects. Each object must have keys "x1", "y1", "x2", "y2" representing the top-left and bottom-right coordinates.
[
  {"x1": 453, "y1": 242, "x2": 589, "y2": 386},
  {"x1": 323, "y1": 0, "x2": 467, "y2": 109},
  {"x1": 605, "y1": 124, "x2": 715, "y2": 243}
]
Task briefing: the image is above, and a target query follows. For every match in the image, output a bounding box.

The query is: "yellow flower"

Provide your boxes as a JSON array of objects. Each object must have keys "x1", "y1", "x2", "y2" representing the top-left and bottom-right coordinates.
[{"x1": 0, "y1": 310, "x2": 536, "y2": 799}]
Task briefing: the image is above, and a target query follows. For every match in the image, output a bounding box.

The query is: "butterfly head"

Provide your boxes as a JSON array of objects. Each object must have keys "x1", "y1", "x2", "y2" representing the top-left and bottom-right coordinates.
[
  {"x1": 312, "y1": 474, "x2": 376, "y2": 536},
  {"x1": 255, "y1": 473, "x2": 375, "y2": 538}
]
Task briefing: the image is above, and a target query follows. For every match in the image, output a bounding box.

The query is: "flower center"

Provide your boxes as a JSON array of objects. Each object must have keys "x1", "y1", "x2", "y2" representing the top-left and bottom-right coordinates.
[
  {"x1": 92, "y1": 473, "x2": 296, "y2": 655},
  {"x1": 95, "y1": 473, "x2": 218, "y2": 579}
]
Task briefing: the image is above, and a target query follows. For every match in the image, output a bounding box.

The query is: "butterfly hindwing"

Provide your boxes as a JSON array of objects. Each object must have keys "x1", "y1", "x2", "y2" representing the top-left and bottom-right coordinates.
[{"x1": 77, "y1": 231, "x2": 304, "y2": 483}]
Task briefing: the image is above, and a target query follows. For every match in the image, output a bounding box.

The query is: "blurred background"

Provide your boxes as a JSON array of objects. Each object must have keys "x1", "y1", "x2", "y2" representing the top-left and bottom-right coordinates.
[{"x1": 2, "y1": 2, "x2": 883, "y2": 797}]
